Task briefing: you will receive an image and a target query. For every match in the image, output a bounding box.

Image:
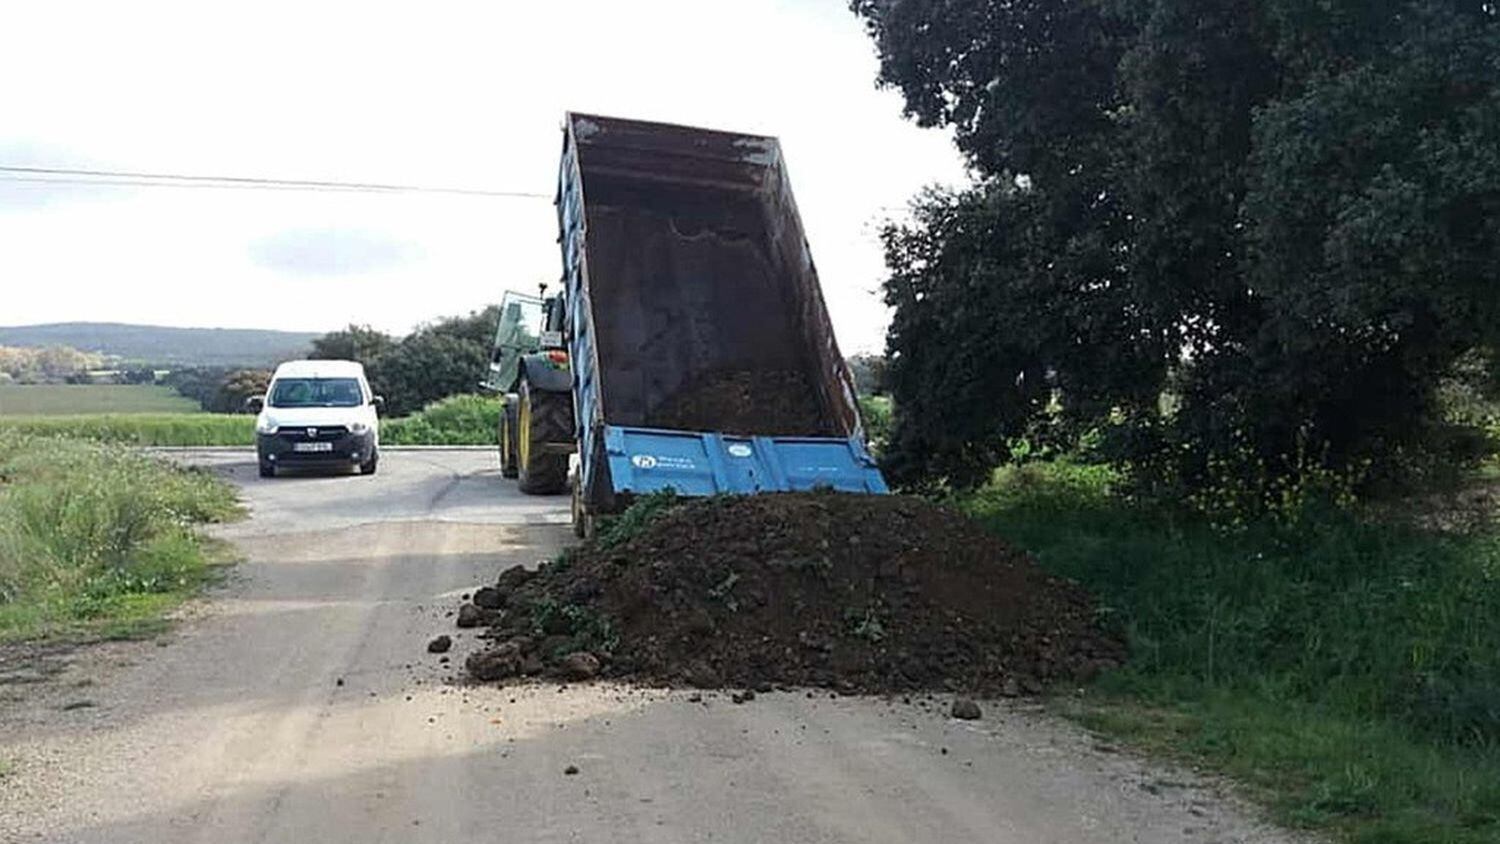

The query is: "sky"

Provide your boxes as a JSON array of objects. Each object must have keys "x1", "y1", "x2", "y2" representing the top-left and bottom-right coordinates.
[{"x1": 0, "y1": 0, "x2": 967, "y2": 354}]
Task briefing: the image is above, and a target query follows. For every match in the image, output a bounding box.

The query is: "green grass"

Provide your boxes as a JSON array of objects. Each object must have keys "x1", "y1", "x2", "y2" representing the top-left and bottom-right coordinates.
[
  {"x1": 965, "y1": 462, "x2": 1500, "y2": 843},
  {"x1": 0, "y1": 393, "x2": 500, "y2": 447},
  {"x1": 0, "y1": 413, "x2": 253, "y2": 445},
  {"x1": 0, "y1": 384, "x2": 201, "y2": 416},
  {"x1": 0, "y1": 432, "x2": 241, "y2": 641},
  {"x1": 858, "y1": 394, "x2": 892, "y2": 454}
]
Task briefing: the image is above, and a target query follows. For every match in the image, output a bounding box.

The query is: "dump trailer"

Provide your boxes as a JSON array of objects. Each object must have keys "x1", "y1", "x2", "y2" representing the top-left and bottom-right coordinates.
[{"x1": 499, "y1": 113, "x2": 888, "y2": 535}]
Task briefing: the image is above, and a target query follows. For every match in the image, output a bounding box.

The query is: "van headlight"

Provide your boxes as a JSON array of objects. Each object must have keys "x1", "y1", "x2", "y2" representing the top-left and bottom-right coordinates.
[
  {"x1": 350, "y1": 422, "x2": 370, "y2": 435},
  {"x1": 255, "y1": 417, "x2": 277, "y2": 435}
]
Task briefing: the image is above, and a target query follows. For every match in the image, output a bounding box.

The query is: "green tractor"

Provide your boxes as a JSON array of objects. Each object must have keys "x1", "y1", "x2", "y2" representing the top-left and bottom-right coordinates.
[{"x1": 484, "y1": 289, "x2": 576, "y2": 495}]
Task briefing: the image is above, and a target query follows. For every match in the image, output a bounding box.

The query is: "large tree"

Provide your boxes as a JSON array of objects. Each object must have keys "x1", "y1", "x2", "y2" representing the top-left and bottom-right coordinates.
[{"x1": 855, "y1": 0, "x2": 1500, "y2": 493}]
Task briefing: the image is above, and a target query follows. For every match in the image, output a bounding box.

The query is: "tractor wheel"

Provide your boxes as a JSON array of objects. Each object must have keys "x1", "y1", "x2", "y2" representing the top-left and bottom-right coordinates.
[
  {"x1": 498, "y1": 398, "x2": 519, "y2": 479},
  {"x1": 517, "y1": 376, "x2": 570, "y2": 495}
]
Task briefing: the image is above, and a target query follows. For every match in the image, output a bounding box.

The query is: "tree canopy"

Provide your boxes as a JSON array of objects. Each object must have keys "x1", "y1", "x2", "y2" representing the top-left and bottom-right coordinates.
[
  {"x1": 306, "y1": 307, "x2": 499, "y2": 416},
  {"x1": 854, "y1": 0, "x2": 1500, "y2": 494}
]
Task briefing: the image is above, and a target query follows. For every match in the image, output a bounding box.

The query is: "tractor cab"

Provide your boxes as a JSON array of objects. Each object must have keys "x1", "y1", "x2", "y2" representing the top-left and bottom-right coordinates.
[{"x1": 487, "y1": 288, "x2": 575, "y2": 492}]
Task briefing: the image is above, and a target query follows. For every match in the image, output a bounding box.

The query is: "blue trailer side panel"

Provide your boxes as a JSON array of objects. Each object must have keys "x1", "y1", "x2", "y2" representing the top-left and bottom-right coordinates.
[{"x1": 602, "y1": 426, "x2": 888, "y2": 497}]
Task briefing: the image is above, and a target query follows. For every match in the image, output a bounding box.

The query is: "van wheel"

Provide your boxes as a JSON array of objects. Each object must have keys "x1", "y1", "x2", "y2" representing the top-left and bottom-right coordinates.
[
  {"x1": 360, "y1": 451, "x2": 378, "y2": 475},
  {"x1": 499, "y1": 398, "x2": 520, "y2": 479},
  {"x1": 517, "y1": 377, "x2": 569, "y2": 495},
  {"x1": 259, "y1": 462, "x2": 275, "y2": 478}
]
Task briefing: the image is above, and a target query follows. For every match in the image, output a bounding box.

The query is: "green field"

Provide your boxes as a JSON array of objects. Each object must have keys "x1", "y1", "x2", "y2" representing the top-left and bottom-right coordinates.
[
  {"x1": 0, "y1": 384, "x2": 201, "y2": 416},
  {"x1": 0, "y1": 394, "x2": 500, "y2": 447}
]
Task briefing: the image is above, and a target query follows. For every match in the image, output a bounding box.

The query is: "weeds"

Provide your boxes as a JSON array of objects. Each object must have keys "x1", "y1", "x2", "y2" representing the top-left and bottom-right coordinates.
[
  {"x1": 708, "y1": 571, "x2": 740, "y2": 612},
  {"x1": 527, "y1": 598, "x2": 619, "y2": 655},
  {"x1": 593, "y1": 489, "x2": 681, "y2": 550},
  {"x1": 0, "y1": 431, "x2": 240, "y2": 640},
  {"x1": 845, "y1": 605, "x2": 887, "y2": 643},
  {"x1": 967, "y1": 460, "x2": 1500, "y2": 843}
]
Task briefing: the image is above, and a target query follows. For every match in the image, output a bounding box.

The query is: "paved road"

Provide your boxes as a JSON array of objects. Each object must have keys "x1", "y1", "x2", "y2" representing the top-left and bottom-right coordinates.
[{"x1": 0, "y1": 449, "x2": 1299, "y2": 843}]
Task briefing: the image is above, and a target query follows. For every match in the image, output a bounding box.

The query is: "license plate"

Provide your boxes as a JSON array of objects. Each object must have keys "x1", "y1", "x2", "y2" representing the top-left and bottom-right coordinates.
[{"x1": 293, "y1": 442, "x2": 334, "y2": 453}]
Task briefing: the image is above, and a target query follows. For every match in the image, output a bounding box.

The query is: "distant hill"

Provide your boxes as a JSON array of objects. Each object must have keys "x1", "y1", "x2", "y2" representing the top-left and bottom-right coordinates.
[{"x1": 0, "y1": 322, "x2": 320, "y2": 367}]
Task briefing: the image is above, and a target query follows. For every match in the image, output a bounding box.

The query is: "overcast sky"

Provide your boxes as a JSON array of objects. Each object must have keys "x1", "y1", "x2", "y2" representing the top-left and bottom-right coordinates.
[{"x1": 0, "y1": 1, "x2": 966, "y2": 353}]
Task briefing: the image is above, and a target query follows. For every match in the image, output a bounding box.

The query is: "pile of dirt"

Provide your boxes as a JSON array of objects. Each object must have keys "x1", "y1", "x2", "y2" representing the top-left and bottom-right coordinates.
[
  {"x1": 647, "y1": 369, "x2": 834, "y2": 436},
  {"x1": 448, "y1": 492, "x2": 1125, "y2": 695}
]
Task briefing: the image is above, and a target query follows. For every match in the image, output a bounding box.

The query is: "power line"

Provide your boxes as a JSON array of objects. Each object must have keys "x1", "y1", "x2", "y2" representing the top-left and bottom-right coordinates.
[{"x1": 0, "y1": 164, "x2": 550, "y2": 198}]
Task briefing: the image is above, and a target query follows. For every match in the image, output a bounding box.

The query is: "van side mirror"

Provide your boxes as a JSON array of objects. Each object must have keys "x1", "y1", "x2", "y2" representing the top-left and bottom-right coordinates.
[
  {"x1": 371, "y1": 395, "x2": 385, "y2": 412},
  {"x1": 245, "y1": 395, "x2": 265, "y2": 413}
]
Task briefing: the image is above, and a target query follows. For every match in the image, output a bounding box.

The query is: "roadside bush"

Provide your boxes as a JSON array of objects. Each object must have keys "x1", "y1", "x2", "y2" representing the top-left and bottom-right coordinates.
[{"x1": 382, "y1": 394, "x2": 499, "y2": 446}]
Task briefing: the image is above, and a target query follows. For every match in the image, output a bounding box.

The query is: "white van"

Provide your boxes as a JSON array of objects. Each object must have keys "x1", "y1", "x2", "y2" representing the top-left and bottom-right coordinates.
[{"x1": 249, "y1": 360, "x2": 383, "y2": 478}]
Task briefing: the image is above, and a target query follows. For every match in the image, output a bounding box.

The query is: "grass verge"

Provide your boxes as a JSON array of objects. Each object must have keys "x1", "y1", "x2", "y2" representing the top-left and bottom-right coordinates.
[
  {"x1": 0, "y1": 431, "x2": 241, "y2": 642},
  {"x1": 965, "y1": 462, "x2": 1500, "y2": 843}
]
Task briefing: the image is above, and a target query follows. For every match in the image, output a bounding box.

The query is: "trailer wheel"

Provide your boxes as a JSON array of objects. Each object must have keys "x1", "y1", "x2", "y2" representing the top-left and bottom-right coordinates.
[
  {"x1": 498, "y1": 397, "x2": 519, "y2": 479},
  {"x1": 517, "y1": 376, "x2": 569, "y2": 495}
]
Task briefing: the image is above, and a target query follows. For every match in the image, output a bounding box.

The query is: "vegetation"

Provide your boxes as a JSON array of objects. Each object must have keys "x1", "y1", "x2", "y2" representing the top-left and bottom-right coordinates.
[
  {"x1": 162, "y1": 368, "x2": 270, "y2": 414},
  {"x1": 382, "y1": 394, "x2": 498, "y2": 446},
  {"x1": 0, "y1": 432, "x2": 240, "y2": 641},
  {"x1": 0, "y1": 384, "x2": 201, "y2": 416},
  {"x1": 311, "y1": 307, "x2": 498, "y2": 417},
  {"x1": 0, "y1": 322, "x2": 317, "y2": 367},
  {"x1": 593, "y1": 489, "x2": 681, "y2": 550},
  {"x1": 0, "y1": 345, "x2": 104, "y2": 384},
  {"x1": 0, "y1": 414, "x2": 252, "y2": 445},
  {"x1": 846, "y1": 353, "x2": 888, "y2": 397},
  {"x1": 0, "y1": 393, "x2": 499, "y2": 446},
  {"x1": 857, "y1": 394, "x2": 892, "y2": 456},
  {"x1": 852, "y1": 7, "x2": 1500, "y2": 830},
  {"x1": 854, "y1": 0, "x2": 1500, "y2": 498},
  {"x1": 966, "y1": 462, "x2": 1500, "y2": 843}
]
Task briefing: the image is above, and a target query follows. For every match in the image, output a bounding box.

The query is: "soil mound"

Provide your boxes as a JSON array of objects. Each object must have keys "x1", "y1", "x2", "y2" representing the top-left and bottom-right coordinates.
[
  {"x1": 648, "y1": 369, "x2": 834, "y2": 436},
  {"x1": 452, "y1": 493, "x2": 1125, "y2": 695}
]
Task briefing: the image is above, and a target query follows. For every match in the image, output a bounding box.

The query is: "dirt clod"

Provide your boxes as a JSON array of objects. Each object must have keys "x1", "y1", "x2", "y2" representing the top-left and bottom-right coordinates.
[
  {"x1": 455, "y1": 493, "x2": 1124, "y2": 695},
  {"x1": 466, "y1": 641, "x2": 524, "y2": 681},
  {"x1": 427, "y1": 635, "x2": 452, "y2": 654},
  {"x1": 455, "y1": 604, "x2": 484, "y2": 628},
  {"x1": 557, "y1": 651, "x2": 601, "y2": 680},
  {"x1": 564, "y1": 765, "x2": 579, "y2": 776},
  {"x1": 950, "y1": 698, "x2": 982, "y2": 720}
]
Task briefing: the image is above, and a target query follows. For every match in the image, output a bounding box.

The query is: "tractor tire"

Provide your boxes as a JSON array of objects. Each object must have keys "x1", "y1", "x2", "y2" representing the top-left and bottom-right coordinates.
[
  {"x1": 498, "y1": 398, "x2": 520, "y2": 479},
  {"x1": 517, "y1": 376, "x2": 570, "y2": 495}
]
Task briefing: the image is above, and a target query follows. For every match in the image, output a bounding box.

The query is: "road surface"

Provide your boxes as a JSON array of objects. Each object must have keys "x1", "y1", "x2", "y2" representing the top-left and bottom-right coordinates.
[{"x1": 0, "y1": 449, "x2": 1300, "y2": 843}]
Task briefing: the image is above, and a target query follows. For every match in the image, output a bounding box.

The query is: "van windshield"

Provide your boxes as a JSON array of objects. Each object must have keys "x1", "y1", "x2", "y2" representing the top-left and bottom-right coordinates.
[{"x1": 268, "y1": 377, "x2": 364, "y2": 408}]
